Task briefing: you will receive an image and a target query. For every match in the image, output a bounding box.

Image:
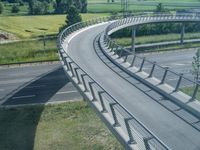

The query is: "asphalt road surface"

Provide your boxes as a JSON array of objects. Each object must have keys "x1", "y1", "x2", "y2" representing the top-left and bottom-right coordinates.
[
  {"x1": 0, "y1": 63, "x2": 82, "y2": 106},
  {"x1": 126, "y1": 49, "x2": 197, "y2": 88},
  {"x1": 65, "y1": 23, "x2": 200, "y2": 149}
]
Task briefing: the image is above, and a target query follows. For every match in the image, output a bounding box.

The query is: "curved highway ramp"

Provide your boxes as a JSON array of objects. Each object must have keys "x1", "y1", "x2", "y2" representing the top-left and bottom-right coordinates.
[{"x1": 57, "y1": 14, "x2": 200, "y2": 150}]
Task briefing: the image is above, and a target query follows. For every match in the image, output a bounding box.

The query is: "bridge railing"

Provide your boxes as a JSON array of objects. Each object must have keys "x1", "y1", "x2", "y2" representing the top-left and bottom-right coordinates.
[
  {"x1": 103, "y1": 13, "x2": 200, "y2": 102},
  {"x1": 105, "y1": 13, "x2": 200, "y2": 35},
  {"x1": 57, "y1": 14, "x2": 171, "y2": 150}
]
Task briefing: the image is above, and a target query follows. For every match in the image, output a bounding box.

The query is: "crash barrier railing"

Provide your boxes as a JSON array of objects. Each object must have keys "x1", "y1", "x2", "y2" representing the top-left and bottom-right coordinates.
[
  {"x1": 57, "y1": 14, "x2": 171, "y2": 150},
  {"x1": 105, "y1": 13, "x2": 200, "y2": 35},
  {"x1": 103, "y1": 13, "x2": 200, "y2": 102}
]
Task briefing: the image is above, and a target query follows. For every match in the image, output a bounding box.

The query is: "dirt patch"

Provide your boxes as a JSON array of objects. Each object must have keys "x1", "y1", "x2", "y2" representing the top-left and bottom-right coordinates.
[
  {"x1": 0, "y1": 30, "x2": 18, "y2": 43},
  {"x1": 0, "y1": 33, "x2": 9, "y2": 40}
]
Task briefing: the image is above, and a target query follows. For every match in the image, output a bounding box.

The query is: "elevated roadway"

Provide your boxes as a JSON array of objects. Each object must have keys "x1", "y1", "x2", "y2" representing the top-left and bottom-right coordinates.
[{"x1": 59, "y1": 14, "x2": 200, "y2": 149}]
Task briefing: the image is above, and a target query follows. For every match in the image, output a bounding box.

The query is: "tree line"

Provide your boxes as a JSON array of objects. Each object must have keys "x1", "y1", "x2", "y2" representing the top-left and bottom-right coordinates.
[
  {"x1": 111, "y1": 22, "x2": 200, "y2": 38},
  {"x1": 0, "y1": 0, "x2": 87, "y2": 15}
]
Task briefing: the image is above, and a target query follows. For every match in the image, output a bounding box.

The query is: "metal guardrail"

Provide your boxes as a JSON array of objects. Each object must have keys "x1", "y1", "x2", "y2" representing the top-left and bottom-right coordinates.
[
  {"x1": 57, "y1": 14, "x2": 171, "y2": 150},
  {"x1": 103, "y1": 13, "x2": 200, "y2": 102},
  {"x1": 105, "y1": 13, "x2": 200, "y2": 35}
]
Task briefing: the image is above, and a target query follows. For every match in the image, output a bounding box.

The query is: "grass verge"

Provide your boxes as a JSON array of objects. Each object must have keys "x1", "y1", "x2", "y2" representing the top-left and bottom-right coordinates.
[
  {"x1": 1, "y1": 32, "x2": 200, "y2": 65},
  {"x1": 114, "y1": 33, "x2": 200, "y2": 47},
  {"x1": 0, "y1": 101, "x2": 123, "y2": 150},
  {"x1": 181, "y1": 86, "x2": 200, "y2": 101},
  {"x1": 114, "y1": 33, "x2": 200, "y2": 53},
  {"x1": 0, "y1": 38, "x2": 58, "y2": 64}
]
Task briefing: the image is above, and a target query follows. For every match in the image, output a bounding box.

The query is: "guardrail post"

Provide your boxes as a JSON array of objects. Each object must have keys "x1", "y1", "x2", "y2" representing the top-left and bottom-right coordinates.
[
  {"x1": 110, "y1": 103, "x2": 120, "y2": 127},
  {"x1": 139, "y1": 57, "x2": 145, "y2": 72},
  {"x1": 110, "y1": 43, "x2": 115, "y2": 52},
  {"x1": 180, "y1": 23, "x2": 185, "y2": 45},
  {"x1": 108, "y1": 40, "x2": 112, "y2": 48},
  {"x1": 131, "y1": 26, "x2": 136, "y2": 54},
  {"x1": 191, "y1": 83, "x2": 199, "y2": 101},
  {"x1": 173, "y1": 73, "x2": 183, "y2": 92},
  {"x1": 130, "y1": 55, "x2": 136, "y2": 67},
  {"x1": 119, "y1": 49, "x2": 123, "y2": 58},
  {"x1": 114, "y1": 46, "x2": 119, "y2": 55},
  {"x1": 88, "y1": 82, "x2": 97, "y2": 101},
  {"x1": 80, "y1": 74, "x2": 89, "y2": 92},
  {"x1": 68, "y1": 62, "x2": 75, "y2": 77},
  {"x1": 111, "y1": 44, "x2": 116, "y2": 52},
  {"x1": 63, "y1": 57, "x2": 70, "y2": 71},
  {"x1": 65, "y1": 58, "x2": 71, "y2": 71},
  {"x1": 74, "y1": 68, "x2": 81, "y2": 84},
  {"x1": 124, "y1": 118, "x2": 136, "y2": 144},
  {"x1": 98, "y1": 91, "x2": 107, "y2": 113},
  {"x1": 143, "y1": 137, "x2": 153, "y2": 150},
  {"x1": 123, "y1": 55, "x2": 128, "y2": 63},
  {"x1": 148, "y1": 62, "x2": 156, "y2": 78},
  {"x1": 160, "y1": 67, "x2": 169, "y2": 84},
  {"x1": 106, "y1": 39, "x2": 110, "y2": 47}
]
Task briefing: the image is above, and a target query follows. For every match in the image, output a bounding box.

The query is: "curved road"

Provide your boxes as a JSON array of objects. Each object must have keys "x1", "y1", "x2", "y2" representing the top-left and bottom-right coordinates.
[{"x1": 64, "y1": 23, "x2": 200, "y2": 149}]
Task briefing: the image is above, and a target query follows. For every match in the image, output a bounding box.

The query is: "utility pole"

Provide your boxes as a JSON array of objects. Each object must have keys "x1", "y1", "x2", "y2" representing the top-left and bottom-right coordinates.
[
  {"x1": 43, "y1": 32, "x2": 46, "y2": 55},
  {"x1": 131, "y1": 26, "x2": 136, "y2": 54},
  {"x1": 121, "y1": 0, "x2": 128, "y2": 16},
  {"x1": 180, "y1": 23, "x2": 185, "y2": 45}
]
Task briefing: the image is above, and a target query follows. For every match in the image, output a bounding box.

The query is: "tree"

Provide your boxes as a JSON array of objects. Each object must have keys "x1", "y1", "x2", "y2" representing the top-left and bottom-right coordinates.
[
  {"x1": 28, "y1": 0, "x2": 35, "y2": 14},
  {"x1": 73, "y1": 0, "x2": 82, "y2": 11},
  {"x1": 192, "y1": 48, "x2": 200, "y2": 81},
  {"x1": 0, "y1": 2, "x2": 4, "y2": 14},
  {"x1": 54, "y1": 0, "x2": 72, "y2": 14},
  {"x1": 80, "y1": 0, "x2": 87, "y2": 13},
  {"x1": 11, "y1": 4, "x2": 20, "y2": 13},
  {"x1": 59, "y1": 5, "x2": 82, "y2": 32},
  {"x1": 28, "y1": 0, "x2": 49, "y2": 15},
  {"x1": 65, "y1": 5, "x2": 82, "y2": 26},
  {"x1": 156, "y1": 3, "x2": 165, "y2": 13}
]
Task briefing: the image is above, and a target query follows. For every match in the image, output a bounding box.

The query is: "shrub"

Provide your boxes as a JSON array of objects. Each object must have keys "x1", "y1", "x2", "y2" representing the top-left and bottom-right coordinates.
[
  {"x1": 0, "y1": 2, "x2": 4, "y2": 14},
  {"x1": 11, "y1": 4, "x2": 20, "y2": 13}
]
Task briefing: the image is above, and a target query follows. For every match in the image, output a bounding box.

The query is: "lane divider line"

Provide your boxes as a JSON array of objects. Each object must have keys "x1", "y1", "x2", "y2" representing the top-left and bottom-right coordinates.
[{"x1": 12, "y1": 95, "x2": 36, "y2": 99}]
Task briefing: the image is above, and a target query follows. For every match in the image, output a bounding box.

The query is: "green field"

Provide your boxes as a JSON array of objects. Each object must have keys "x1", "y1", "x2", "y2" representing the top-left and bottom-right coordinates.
[
  {"x1": 88, "y1": 0, "x2": 200, "y2": 2},
  {"x1": 88, "y1": 3, "x2": 155, "y2": 13},
  {"x1": 0, "y1": 13, "x2": 109, "y2": 39},
  {"x1": 114, "y1": 33, "x2": 200, "y2": 47},
  {"x1": 0, "y1": 101, "x2": 123, "y2": 150},
  {"x1": 141, "y1": 42, "x2": 200, "y2": 53},
  {"x1": 88, "y1": 0, "x2": 200, "y2": 12},
  {"x1": 0, "y1": 39, "x2": 58, "y2": 64},
  {"x1": 181, "y1": 86, "x2": 200, "y2": 101}
]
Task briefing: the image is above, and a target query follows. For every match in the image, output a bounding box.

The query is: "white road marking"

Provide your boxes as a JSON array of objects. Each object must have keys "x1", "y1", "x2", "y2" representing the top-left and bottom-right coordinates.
[
  {"x1": 56, "y1": 91, "x2": 77, "y2": 95},
  {"x1": 25, "y1": 85, "x2": 46, "y2": 89},
  {"x1": 168, "y1": 78, "x2": 178, "y2": 81},
  {"x1": 173, "y1": 63, "x2": 185, "y2": 66},
  {"x1": 12, "y1": 95, "x2": 36, "y2": 99}
]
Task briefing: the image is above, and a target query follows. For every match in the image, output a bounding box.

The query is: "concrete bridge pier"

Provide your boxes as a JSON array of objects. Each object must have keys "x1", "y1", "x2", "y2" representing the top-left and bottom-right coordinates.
[
  {"x1": 180, "y1": 23, "x2": 185, "y2": 45},
  {"x1": 131, "y1": 26, "x2": 136, "y2": 54}
]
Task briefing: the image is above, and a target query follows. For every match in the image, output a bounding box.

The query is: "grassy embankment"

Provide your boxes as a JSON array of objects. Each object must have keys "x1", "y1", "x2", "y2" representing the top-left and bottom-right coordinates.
[
  {"x1": 0, "y1": 13, "x2": 109, "y2": 64},
  {"x1": 0, "y1": 101, "x2": 123, "y2": 150},
  {"x1": 0, "y1": 39, "x2": 57, "y2": 64},
  {"x1": 114, "y1": 33, "x2": 200, "y2": 52}
]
